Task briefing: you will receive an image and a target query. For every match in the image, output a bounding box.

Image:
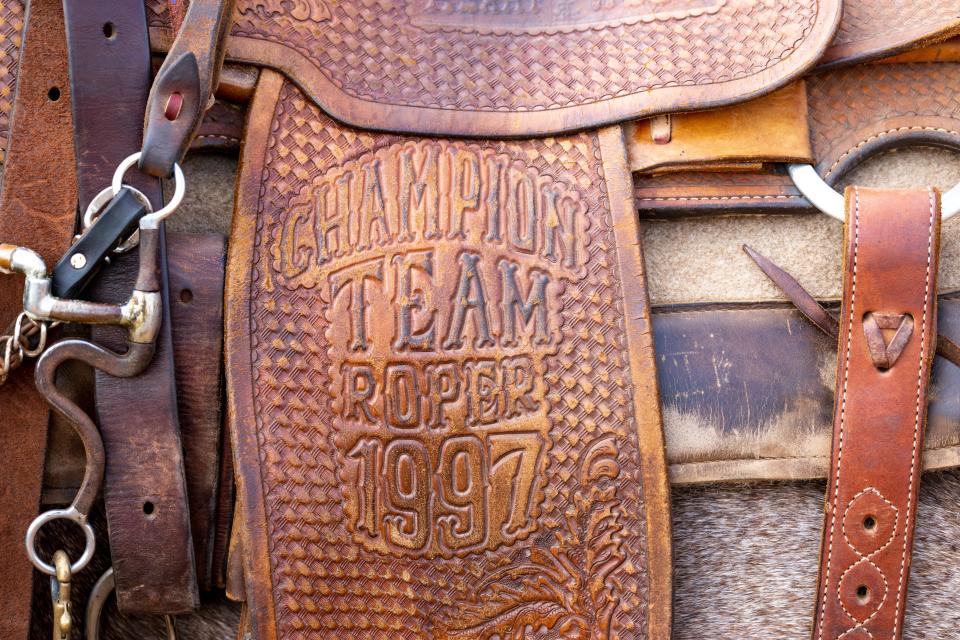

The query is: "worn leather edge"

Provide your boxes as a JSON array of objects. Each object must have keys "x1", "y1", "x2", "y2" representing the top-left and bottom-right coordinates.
[
  {"x1": 598, "y1": 124, "x2": 673, "y2": 640},
  {"x1": 819, "y1": 18, "x2": 960, "y2": 70},
  {"x1": 657, "y1": 296, "x2": 960, "y2": 485},
  {"x1": 149, "y1": 1, "x2": 841, "y2": 138},
  {"x1": 224, "y1": 67, "x2": 284, "y2": 640},
  {"x1": 168, "y1": 233, "x2": 228, "y2": 592},
  {"x1": 668, "y1": 444, "x2": 960, "y2": 486},
  {"x1": 0, "y1": 0, "x2": 75, "y2": 636}
]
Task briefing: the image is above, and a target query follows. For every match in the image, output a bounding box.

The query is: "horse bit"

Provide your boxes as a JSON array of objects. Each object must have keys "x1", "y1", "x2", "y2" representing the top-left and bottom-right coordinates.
[{"x1": 0, "y1": 151, "x2": 184, "y2": 638}]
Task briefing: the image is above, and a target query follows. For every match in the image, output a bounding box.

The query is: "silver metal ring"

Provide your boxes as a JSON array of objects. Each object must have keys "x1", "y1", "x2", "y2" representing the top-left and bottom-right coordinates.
[
  {"x1": 86, "y1": 568, "x2": 177, "y2": 640},
  {"x1": 111, "y1": 152, "x2": 185, "y2": 225},
  {"x1": 25, "y1": 507, "x2": 96, "y2": 575},
  {"x1": 787, "y1": 163, "x2": 960, "y2": 222},
  {"x1": 82, "y1": 185, "x2": 153, "y2": 253},
  {"x1": 85, "y1": 568, "x2": 114, "y2": 640}
]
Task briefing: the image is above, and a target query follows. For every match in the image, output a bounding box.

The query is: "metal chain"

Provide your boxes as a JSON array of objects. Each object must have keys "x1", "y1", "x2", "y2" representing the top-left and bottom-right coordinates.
[{"x1": 0, "y1": 312, "x2": 57, "y2": 385}]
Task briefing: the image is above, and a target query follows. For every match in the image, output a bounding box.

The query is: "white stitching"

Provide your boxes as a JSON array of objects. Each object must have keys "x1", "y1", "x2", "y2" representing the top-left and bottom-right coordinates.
[
  {"x1": 636, "y1": 194, "x2": 798, "y2": 202},
  {"x1": 839, "y1": 627, "x2": 874, "y2": 639},
  {"x1": 824, "y1": 126, "x2": 960, "y2": 179},
  {"x1": 196, "y1": 133, "x2": 241, "y2": 143},
  {"x1": 818, "y1": 186, "x2": 860, "y2": 640},
  {"x1": 840, "y1": 487, "x2": 900, "y2": 561},
  {"x1": 891, "y1": 188, "x2": 937, "y2": 638},
  {"x1": 835, "y1": 557, "x2": 889, "y2": 627}
]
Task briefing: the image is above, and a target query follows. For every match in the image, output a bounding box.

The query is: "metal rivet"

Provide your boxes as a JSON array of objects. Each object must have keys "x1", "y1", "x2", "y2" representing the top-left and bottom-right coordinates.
[{"x1": 69, "y1": 253, "x2": 87, "y2": 269}]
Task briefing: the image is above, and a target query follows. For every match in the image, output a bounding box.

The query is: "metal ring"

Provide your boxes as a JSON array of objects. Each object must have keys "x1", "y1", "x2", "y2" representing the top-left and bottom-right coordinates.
[
  {"x1": 111, "y1": 152, "x2": 185, "y2": 225},
  {"x1": 82, "y1": 186, "x2": 153, "y2": 253},
  {"x1": 787, "y1": 163, "x2": 960, "y2": 222},
  {"x1": 86, "y1": 568, "x2": 177, "y2": 640},
  {"x1": 25, "y1": 507, "x2": 96, "y2": 575},
  {"x1": 85, "y1": 568, "x2": 114, "y2": 640}
]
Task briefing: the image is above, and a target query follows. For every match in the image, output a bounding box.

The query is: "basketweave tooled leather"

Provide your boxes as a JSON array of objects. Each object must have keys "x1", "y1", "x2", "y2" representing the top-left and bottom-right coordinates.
[
  {"x1": 0, "y1": 0, "x2": 23, "y2": 163},
  {"x1": 225, "y1": 70, "x2": 672, "y2": 639},
  {"x1": 818, "y1": 0, "x2": 960, "y2": 68},
  {"x1": 634, "y1": 57, "x2": 960, "y2": 216},
  {"x1": 143, "y1": 0, "x2": 842, "y2": 137}
]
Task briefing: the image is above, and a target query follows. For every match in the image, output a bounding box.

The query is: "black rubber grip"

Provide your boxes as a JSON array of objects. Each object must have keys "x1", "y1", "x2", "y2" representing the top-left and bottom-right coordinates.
[{"x1": 51, "y1": 187, "x2": 148, "y2": 299}]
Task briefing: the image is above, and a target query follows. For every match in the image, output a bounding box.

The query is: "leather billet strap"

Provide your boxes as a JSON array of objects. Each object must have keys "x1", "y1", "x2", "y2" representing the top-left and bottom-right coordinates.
[
  {"x1": 813, "y1": 188, "x2": 941, "y2": 640},
  {"x1": 62, "y1": 0, "x2": 199, "y2": 614},
  {"x1": 0, "y1": 1, "x2": 76, "y2": 637},
  {"x1": 226, "y1": 70, "x2": 672, "y2": 639},
  {"x1": 141, "y1": 0, "x2": 236, "y2": 177}
]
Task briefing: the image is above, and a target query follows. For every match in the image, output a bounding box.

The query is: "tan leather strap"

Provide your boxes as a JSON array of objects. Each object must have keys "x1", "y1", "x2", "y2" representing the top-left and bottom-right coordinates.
[
  {"x1": 626, "y1": 82, "x2": 814, "y2": 175},
  {"x1": 813, "y1": 187, "x2": 941, "y2": 640}
]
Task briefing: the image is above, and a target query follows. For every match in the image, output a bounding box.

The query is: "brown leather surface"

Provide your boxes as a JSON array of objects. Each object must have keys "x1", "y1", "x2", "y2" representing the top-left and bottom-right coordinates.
[
  {"x1": 147, "y1": 0, "x2": 840, "y2": 137},
  {"x1": 653, "y1": 297, "x2": 960, "y2": 485},
  {"x1": 813, "y1": 188, "x2": 941, "y2": 640},
  {"x1": 36, "y1": 295, "x2": 960, "y2": 493},
  {"x1": 0, "y1": 0, "x2": 23, "y2": 163},
  {"x1": 168, "y1": 233, "x2": 228, "y2": 592},
  {"x1": 626, "y1": 82, "x2": 813, "y2": 175},
  {"x1": 226, "y1": 70, "x2": 671, "y2": 639},
  {"x1": 819, "y1": 1, "x2": 960, "y2": 69},
  {"x1": 0, "y1": 0, "x2": 76, "y2": 637},
  {"x1": 635, "y1": 58, "x2": 960, "y2": 216},
  {"x1": 62, "y1": 0, "x2": 159, "y2": 209},
  {"x1": 191, "y1": 98, "x2": 244, "y2": 153},
  {"x1": 63, "y1": 0, "x2": 199, "y2": 613},
  {"x1": 89, "y1": 241, "x2": 200, "y2": 615},
  {"x1": 141, "y1": 0, "x2": 236, "y2": 176},
  {"x1": 30, "y1": 233, "x2": 231, "y2": 638}
]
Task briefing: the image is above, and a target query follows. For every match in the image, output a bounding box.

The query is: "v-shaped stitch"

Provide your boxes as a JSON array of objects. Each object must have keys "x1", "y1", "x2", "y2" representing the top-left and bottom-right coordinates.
[{"x1": 862, "y1": 312, "x2": 914, "y2": 370}]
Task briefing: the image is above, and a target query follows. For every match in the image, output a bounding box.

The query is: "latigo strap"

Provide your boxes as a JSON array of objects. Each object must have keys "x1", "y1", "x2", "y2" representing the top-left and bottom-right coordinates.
[
  {"x1": 813, "y1": 188, "x2": 942, "y2": 640},
  {"x1": 62, "y1": 0, "x2": 199, "y2": 614}
]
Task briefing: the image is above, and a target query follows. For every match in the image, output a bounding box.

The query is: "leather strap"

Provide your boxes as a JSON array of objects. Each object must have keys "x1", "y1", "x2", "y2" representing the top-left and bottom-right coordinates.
[
  {"x1": 0, "y1": 1, "x2": 76, "y2": 637},
  {"x1": 167, "y1": 233, "x2": 228, "y2": 591},
  {"x1": 813, "y1": 187, "x2": 941, "y2": 640},
  {"x1": 626, "y1": 82, "x2": 814, "y2": 175},
  {"x1": 62, "y1": 0, "x2": 199, "y2": 614},
  {"x1": 140, "y1": 0, "x2": 236, "y2": 177}
]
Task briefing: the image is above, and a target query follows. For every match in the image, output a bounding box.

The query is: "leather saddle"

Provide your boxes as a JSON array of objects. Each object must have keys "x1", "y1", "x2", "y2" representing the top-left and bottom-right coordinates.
[{"x1": 0, "y1": 1, "x2": 959, "y2": 639}]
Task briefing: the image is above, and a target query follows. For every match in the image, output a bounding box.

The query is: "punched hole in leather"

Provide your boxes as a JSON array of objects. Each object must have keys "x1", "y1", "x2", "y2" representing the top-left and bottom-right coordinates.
[{"x1": 812, "y1": 187, "x2": 941, "y2": 640}]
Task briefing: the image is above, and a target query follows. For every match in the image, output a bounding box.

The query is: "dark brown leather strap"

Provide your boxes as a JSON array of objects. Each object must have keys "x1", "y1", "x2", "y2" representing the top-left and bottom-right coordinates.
[
  {"x1": 813, "y1": 187, "x2": 941, "y2": 640},
  {"x1": 168, "y1": 233, "x2": 227, "y2": 591},
  {"x1": 0, "y1": 1, "x2": 76, "y2": 636},
  {"x1": 62, "y1": 0, "x2": 199, "y2": 614},
  {"x1": 140, "y1": 0, "x2": 236, "y2": 177}
]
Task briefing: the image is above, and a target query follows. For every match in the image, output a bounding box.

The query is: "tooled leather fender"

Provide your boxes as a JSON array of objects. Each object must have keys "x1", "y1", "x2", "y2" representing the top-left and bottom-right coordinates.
[
  {"x1": 813, "y1": 188, "x2": 941, "y2": 640},
  {"x1": 226, "y1": 70, "x2": 672, "y2": 639}
]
